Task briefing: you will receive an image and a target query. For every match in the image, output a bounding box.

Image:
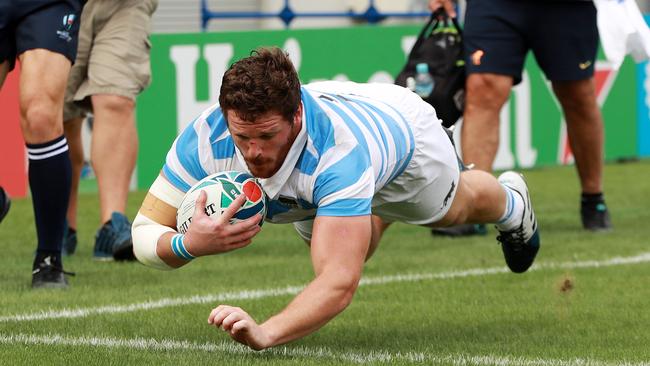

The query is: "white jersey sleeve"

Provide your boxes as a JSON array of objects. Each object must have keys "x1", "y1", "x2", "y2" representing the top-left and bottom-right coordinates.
[{"x1": 162, "y1": 103, "x2": 236, "y2": 193}]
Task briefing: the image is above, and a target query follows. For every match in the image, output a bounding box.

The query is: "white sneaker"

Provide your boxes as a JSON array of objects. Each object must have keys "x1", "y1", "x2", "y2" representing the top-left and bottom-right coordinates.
[{"x1": 496, "y1": 171, "x2": 540, "y2": 273}]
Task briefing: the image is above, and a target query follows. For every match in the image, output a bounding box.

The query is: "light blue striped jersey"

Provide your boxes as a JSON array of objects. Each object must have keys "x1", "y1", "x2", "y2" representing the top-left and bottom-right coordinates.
[{"x1": 162, "y1": 81, "x2": 416, "y2": 224}]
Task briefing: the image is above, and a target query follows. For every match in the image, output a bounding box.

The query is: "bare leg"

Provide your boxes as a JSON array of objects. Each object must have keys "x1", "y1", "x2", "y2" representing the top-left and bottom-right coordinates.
[
  {"x1": 552, "y1": 79, "x2": 604, "y2": 194},
  {"x1": 461, "y1": 73, "x2": 513, "y2": 170},
  {"x1": 431, "y1": 170, "x2": 507, "y2": 228},
  {"x1": 64, "y1": 117, "x2": 85, "y2": 229},
  {"x1": 19, "y1": 49, "x2": 73, "y2": 286},
  {"x1": 90, "y1": 94, "x2": 137, "y2": 224},
  {"x1": 431, "y1": 169, "x2": 540, "y2": 273},
  {"x1": 19, "y1": 50, "x2": 69, "y2": 143}
]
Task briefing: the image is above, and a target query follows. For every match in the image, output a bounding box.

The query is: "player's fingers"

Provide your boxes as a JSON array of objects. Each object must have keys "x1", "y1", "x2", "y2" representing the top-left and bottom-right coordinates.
[
  {"x1": 230, "y1": 319, "x2": 250, "y2": 336},
  {"x1": 225, "y1": 237, "x2": 253, "y2": 250},
  {"x1": 228, "y1": 214, "x2": 263, "y2": 233},
  {"x1": 208, "y1": 305, "x2": 230, "y2": 326},
  {"x1": 208, "y1": 305, "x2": 223, "y2": 324},
  {"x1": 223, "y1": 222, "x2": 259, "y2": 244},
  {"x1": 221, "y1": 312, "x2": 244, "y2": 331},
  {"x1": 193, "y1": 190, "x2": 208, "y2": 219},
  {"x1": 221, "y1": 194, "x2": 247, "y2": 222}
]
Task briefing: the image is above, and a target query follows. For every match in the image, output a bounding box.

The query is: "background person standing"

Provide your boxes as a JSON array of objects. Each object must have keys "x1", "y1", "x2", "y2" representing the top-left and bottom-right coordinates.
[{"x1": 63, "y1": 0, "x2": 158, "y2": 260}]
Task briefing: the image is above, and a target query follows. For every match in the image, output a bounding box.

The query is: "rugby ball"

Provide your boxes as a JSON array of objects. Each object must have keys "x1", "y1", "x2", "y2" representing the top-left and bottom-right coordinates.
[{"x1": 176, "y1": 171, "x2": 267, "y2": 234}]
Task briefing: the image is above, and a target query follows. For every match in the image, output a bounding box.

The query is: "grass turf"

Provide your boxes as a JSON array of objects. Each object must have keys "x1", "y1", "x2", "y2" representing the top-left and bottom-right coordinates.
[{"x1": 0, "y1": 160, "x2": 649, "y2": 365}]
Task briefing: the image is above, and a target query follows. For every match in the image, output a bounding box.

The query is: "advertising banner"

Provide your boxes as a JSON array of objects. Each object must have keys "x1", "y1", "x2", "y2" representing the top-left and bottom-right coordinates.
[{"x1": 135, "y1": 25, "x2": 639, "y2": 189}]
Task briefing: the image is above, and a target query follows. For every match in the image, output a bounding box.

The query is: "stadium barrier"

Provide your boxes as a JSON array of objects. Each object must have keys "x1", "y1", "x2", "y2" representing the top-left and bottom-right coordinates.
[{"x1": 200, "y1": 0, "x2": 431, "y2": 30}]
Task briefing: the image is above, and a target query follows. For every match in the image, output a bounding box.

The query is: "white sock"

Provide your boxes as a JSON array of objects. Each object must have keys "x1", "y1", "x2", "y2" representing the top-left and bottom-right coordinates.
[{"x1": 495, "y1": 185, "x2": 524, "y2": 232}]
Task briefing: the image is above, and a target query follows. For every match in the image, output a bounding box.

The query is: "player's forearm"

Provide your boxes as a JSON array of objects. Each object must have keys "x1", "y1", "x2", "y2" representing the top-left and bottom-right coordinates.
[
  {"x1": 260, "y1": 269, "x2": 360, "y2": 347},
  {"x1": 133, "y1": 175, "x2": 189, "y2": 269},
  {"x1": 132, "y1": 212, "x2": 187, "y2": 269}
]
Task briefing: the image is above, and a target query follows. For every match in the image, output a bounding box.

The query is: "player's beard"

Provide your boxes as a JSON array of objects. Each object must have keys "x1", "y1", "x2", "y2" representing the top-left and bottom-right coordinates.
[{"x1": 247, "y1": 157, "x2": 276, "y2": 178}]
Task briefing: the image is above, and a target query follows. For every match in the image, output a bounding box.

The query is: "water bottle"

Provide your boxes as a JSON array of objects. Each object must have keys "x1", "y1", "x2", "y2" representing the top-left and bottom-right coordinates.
[
  {"x1": 406, "y1": 76, "x2": 416, "y2": 92},
  {"x1": 414, "y1": 63, "x2": 434, "y2": 98}
]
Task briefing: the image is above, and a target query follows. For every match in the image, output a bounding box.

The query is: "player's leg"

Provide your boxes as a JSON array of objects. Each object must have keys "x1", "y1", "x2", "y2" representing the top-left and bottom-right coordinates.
[
  {"x1": 62, "y1": 116, "x2": 85, "y2": 255},
  {"x1": 461, "y1": 74, "x2": 512, "y2": 171},
  {"x1": 80, "y1": 0, "x2": 155, "y2": 260},
  {"x1": 15, "y1": 0, "x2": 81, "y2": 288},
  {"x1": 90, "y1": 94, "x2": 138, "y2": 260},
  {"x1": 433, "y1": 170, "x2": 505, "y2": 226},
  {"x1": 90, "y1": 95, "x2": 137, "y2": 224},
  {"x1": 552, "y1": 79, "x2": 610, "y2": 230},
  {"x1": 19, "y1": 49, "x2": 74, "y2": 288},
  {"x1": 432, "y1": 0, "x2": 526, "y2": 237},
  {"x1": 431, "y1": 169, "x2": 540, "y2": 273},
  {"x1": 553, "y1": 79, "x2": 603, "y2": 195},
  {"x1": 388, "y1": 96, "x2": 539, "y2": 273},
  {"x1": 461, "y1": 0, "x2": 529, "y2": 172},
  {"x1": 531, "y1": 0, "x2": 610, "y2": 231}
]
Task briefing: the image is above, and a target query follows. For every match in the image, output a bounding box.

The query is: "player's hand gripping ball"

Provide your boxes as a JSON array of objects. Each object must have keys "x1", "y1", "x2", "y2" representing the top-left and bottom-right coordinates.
[{"x1": 176, "y1": 171, "x2": 267, "y2": 233}]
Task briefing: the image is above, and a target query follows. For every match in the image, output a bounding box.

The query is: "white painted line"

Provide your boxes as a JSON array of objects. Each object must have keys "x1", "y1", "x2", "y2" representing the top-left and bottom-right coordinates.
[
  {"x1": 2, "y1": 252, "x2": 649, "y2": 323},
  {"x1": 0, "y1": 333, "x2": 647, "y2": 366}
]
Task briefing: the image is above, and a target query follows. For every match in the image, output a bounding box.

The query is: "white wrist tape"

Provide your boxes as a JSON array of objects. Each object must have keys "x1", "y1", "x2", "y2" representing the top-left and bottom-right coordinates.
[{"x1": 132, "y1": 212, "x2": 176, "y2": 270}]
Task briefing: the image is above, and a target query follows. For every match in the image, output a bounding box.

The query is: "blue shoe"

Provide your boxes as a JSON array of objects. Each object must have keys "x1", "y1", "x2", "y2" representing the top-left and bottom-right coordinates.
[
  {"x1": 0, "y1": 187, "x2": 10, "y2": 224},
  {"x1": 496, "y1": 172, "x2": 540, "y2": 273},
  {"x1": 62, "y1": 222, "x2": 78, "y2": 256},
  {"x1": 94, "y1": 212, "x2": 135, "y2": 261}
]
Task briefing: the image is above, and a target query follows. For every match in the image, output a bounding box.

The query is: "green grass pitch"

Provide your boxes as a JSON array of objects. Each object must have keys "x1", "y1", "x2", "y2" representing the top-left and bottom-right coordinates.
[{"x1": 1, "y1": 161, "x2": 649, "y2": 365}]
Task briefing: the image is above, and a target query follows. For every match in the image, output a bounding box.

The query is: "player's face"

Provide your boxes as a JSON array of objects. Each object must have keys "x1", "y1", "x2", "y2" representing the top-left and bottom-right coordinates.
[{"x1": 227, "y1": 105, "x2": 302, "y2": 178}]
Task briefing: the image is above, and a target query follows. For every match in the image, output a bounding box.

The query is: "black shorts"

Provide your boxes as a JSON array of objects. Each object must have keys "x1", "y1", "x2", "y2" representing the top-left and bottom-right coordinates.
[
  {"x1": 463, "y1": 0, "x2": 599, "y2": 85},
  {"x1": 0, "y1": 0, "x2": 82, "y2": 71}
]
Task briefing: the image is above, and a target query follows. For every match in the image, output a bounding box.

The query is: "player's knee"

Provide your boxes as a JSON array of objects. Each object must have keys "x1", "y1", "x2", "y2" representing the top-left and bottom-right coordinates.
[
  {"x1": 438, "y1": 177, "x2": 478, "y2": 226},
  {"x1": 466, "y1": 74, "x2": 510, "y2": 110},
  {"x1": 20, "y1": 99, "x2": 63, "y2": 142},
  {"x1": 92, "y1": 94, "x2": 134, "y2": 115}
]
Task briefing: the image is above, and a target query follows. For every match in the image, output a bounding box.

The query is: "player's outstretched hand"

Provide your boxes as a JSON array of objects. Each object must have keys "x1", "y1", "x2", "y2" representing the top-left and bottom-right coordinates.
[
  {"x1": 208, "y1": 305, "x2": 271, "y2": 350},
  {"x1": 184, "y1": 190, "x2": 262, "y2": 256}
]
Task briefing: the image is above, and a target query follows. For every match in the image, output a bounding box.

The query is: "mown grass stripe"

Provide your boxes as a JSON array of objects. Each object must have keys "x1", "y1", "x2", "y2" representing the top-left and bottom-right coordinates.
[
  {"x1": 1, "y1": 252, "x2": 649, "y2": 323},
  {"x1": 0, "y1": 333, "x2": 646, "y2": 366}
]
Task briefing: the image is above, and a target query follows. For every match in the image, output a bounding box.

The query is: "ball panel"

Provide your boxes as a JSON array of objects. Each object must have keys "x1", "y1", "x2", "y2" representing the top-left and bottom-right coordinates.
[
  {"x1": 242, "y1": 180, "x2": 262, "y2": 202},
  {"x1": 176, "y1": 171, "x2": 267, "y2": 233}
]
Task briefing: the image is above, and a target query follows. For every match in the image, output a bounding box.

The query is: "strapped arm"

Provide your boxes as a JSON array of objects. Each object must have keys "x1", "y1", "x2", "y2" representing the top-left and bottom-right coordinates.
[{"x1": 132, "y1": 174, "x2": 185, "y2": 270}]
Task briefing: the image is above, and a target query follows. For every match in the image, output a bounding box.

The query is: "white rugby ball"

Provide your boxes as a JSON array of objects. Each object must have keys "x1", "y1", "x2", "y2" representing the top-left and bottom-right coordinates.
[{"x1": 176, "y1": 171, "x2": 267, "y2": 234}]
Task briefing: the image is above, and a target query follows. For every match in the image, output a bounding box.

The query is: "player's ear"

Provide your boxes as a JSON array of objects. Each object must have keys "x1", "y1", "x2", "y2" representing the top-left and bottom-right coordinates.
[{"x1": 292, "y1": 102, "x2": 303, "y2": 127}]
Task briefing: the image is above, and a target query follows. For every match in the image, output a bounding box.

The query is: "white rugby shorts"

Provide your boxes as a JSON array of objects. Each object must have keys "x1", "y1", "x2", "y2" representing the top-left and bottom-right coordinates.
[{"x1": 294, "y1": 85, "x2": 460, "y2": 241}]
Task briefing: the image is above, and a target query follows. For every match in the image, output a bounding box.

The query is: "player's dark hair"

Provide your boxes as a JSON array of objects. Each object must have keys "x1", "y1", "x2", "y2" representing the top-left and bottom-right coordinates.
[{"x1": 219, "y1": 47, "x2": 301, "y2": 124}]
